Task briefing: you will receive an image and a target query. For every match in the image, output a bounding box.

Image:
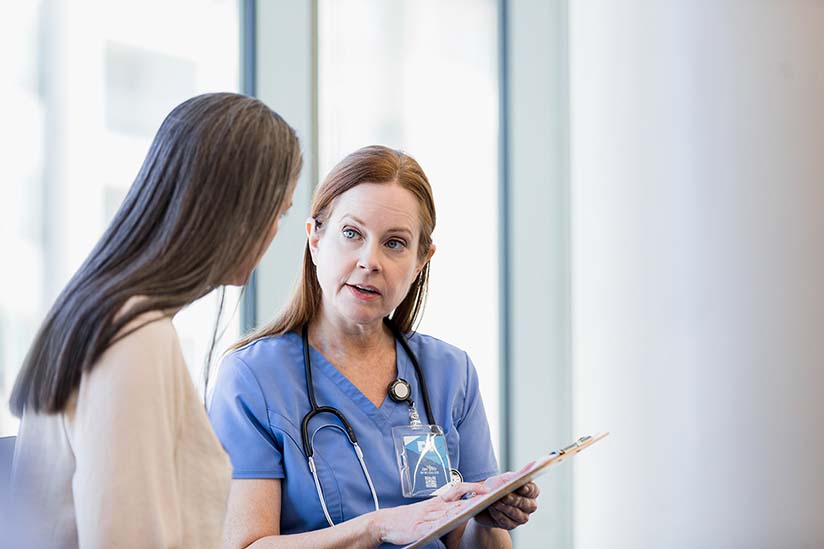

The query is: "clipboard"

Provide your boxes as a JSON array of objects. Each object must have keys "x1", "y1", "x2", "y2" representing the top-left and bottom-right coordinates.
[{"x1": 402, "y1": 432, "x2": 609, "y2": 549}]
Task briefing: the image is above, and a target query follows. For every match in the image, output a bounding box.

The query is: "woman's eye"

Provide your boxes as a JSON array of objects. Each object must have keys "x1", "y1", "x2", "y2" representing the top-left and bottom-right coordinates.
[
  {"x1": 386, "y1": 239, "x2": 406, "y2": 250},
  {"x1": 342, "y1": 228, "x2": 358, "y2": 239}
]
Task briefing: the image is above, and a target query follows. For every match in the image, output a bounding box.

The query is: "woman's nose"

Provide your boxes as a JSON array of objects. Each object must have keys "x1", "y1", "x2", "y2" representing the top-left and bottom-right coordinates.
[{"x1": 357, "y1": 243, "x2": 381, "y2": 271}]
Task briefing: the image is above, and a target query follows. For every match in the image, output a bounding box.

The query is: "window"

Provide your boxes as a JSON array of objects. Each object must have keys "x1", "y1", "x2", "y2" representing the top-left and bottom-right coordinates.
[{"x1": 0, "y1": 0, "x2": 241, "y2": 435}]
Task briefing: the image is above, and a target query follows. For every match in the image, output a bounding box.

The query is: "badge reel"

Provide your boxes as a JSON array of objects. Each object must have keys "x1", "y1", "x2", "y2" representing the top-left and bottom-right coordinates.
[{"x1": 389, "y1": 379, "x2": 460, "y2": 498}]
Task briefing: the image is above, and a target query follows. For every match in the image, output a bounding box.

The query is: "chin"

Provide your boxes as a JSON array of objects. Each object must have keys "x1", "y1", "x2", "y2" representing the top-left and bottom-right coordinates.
[{"x1": 340, "y1": 309, "x2": 388, "y2": 328}]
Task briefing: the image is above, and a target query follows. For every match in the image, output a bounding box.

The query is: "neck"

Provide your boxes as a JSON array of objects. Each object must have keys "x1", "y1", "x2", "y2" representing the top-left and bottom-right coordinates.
[{"x1": 308, "y1": 308, "x2": 393, "y2": 363}]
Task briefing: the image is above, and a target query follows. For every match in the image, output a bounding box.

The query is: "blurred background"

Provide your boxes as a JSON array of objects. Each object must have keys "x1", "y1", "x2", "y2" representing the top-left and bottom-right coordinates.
[{"x1": 2, "y1": 1, "x2": 824, "y2": 547}]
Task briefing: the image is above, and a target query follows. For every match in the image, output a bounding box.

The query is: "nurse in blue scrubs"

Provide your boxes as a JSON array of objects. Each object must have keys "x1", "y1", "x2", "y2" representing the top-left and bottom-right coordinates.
[{"x1": 209, "y1": 145, "x2": 540, "y2": 548}]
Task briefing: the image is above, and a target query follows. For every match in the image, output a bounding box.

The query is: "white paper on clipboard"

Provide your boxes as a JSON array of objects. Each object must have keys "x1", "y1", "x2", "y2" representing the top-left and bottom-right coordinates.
[{"x1": 402, "y1": 432, "x2": 609, "y2": 549}]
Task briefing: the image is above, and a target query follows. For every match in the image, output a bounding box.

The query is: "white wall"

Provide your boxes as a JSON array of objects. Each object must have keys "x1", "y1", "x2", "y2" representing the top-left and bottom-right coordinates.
[{"x1": 570, "y1": 2, "x2": 824, "y2": 547}]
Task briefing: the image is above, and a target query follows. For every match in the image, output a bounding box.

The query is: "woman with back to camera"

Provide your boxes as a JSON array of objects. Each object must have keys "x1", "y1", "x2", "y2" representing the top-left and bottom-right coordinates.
[
  {"x1": 8, "y1": 92, "x2": 303, "y2": 548},
  {"x1": 209, "y1": 145, "x2": 540, "y2": 548}
]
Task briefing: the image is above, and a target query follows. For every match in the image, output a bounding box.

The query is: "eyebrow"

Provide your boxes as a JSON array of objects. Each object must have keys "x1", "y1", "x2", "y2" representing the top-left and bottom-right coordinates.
[{"x1": 341, "y1": 214, "x2": 413, "y2": 237}]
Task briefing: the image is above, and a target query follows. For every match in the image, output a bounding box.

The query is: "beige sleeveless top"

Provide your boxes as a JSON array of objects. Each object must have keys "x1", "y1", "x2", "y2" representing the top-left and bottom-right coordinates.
[{"x1": 10, "y1": 307, "x2": 231, "y2": 548}]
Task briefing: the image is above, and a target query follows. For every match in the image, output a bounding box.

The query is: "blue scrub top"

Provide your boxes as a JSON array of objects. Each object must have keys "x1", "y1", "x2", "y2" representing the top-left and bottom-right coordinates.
[{"x1": 208, "y1": 330, "x2": 499, "y2": 548}]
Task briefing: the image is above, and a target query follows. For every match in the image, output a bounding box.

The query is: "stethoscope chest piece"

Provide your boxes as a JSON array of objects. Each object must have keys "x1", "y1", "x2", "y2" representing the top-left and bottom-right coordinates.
[{"x1": 388, "y1": 378, "x2": 412, "y2": 403}]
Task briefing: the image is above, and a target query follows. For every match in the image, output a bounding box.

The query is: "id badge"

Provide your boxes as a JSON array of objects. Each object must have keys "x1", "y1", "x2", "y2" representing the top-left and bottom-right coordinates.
[{"x1": 392, "y1": 423, "x2": 452, "y2": 498}]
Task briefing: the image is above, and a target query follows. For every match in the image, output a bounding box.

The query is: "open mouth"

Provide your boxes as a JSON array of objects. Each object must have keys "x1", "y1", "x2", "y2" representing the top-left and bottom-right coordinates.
[{"x1": 347, "y1": 283, "x2": 381, "y2": 296}]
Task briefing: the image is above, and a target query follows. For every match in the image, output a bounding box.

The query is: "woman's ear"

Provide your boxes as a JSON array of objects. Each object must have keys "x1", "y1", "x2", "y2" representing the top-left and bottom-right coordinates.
[
  {"x1": 417, "y1": 243, "x2": 436, "y2": 275},
  {"x1": 306, "y1": 217, "x2": 319, "y2": 265}
]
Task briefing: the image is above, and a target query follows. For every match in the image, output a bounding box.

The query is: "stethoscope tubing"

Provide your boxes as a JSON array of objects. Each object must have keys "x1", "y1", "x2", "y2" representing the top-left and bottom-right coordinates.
[
  {"x1": 299, "y1": 318, "x2": 435, "y2": 527},
  {"x1": 300, "y1": 318, "x2": 435, "y2": 458}
]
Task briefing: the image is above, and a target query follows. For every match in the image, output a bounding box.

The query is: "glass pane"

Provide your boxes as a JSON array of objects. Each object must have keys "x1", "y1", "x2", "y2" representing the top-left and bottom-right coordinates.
[
  {"x1": 317, "y1": 0, "x2": 501, "y2": 453},
  {"x1": 0, "y1": 0, "x2": 241, "y2": 436}
]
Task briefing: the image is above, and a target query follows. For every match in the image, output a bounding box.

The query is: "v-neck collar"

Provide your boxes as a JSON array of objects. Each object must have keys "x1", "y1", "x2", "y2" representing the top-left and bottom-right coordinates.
[{"x1": 306, "y1": 336, "x2": 412, "y2": 430}]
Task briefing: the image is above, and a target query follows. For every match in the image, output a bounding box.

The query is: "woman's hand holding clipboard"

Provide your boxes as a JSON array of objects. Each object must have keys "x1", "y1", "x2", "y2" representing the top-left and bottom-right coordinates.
[{"x1": 402, "y1": 432, "x2": 610, "y2": 549}]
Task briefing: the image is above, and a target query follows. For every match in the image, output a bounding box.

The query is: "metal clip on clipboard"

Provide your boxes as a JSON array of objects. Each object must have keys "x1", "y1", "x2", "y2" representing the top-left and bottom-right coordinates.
[{"x1": 558, "y1": 434, "x2": 593, "y2": 455}]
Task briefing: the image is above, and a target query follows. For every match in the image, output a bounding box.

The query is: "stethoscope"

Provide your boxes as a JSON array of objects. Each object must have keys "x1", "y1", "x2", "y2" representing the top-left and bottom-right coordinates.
[{"x1": 300, "y1": 318, "x2": 436, "y2": 527}]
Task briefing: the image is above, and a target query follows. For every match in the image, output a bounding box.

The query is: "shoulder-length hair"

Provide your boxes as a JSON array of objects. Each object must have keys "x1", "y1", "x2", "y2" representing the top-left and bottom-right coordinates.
[
  {"x1": 234, "y1": 145, "x2": 436, "y2": 350},
  {"x1": 10, "y1": 92, "x2": 302, "y2": 415}
]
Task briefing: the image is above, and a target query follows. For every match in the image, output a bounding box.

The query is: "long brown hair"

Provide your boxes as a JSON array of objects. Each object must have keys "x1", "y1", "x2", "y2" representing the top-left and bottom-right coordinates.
[
  {"x1": 10, "y1": 92, "x2": 302, "y2": 415},
  {"x1": 235, "y1": 145, "x2": 436, "y2": 349}
]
